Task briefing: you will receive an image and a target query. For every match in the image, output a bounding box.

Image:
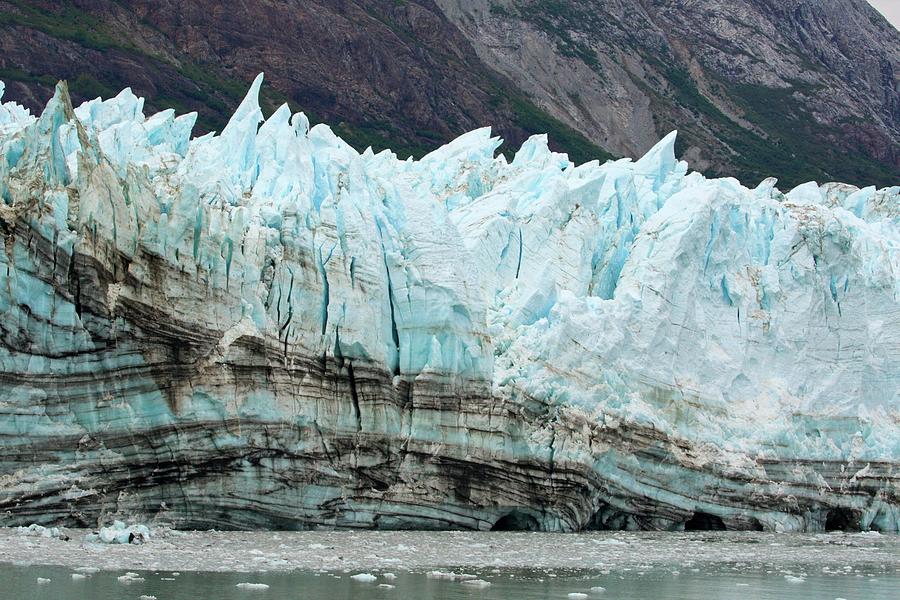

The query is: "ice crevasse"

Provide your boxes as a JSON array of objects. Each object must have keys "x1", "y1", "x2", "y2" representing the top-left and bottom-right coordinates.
[{"x1": 0, "y1": 74, "x2": 898, "y2": 532}]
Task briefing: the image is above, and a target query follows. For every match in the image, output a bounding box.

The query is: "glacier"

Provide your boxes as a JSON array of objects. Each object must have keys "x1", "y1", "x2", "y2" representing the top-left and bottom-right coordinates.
[{"x1": 0, "y1": 74, "x2": 898, "y2": 533}]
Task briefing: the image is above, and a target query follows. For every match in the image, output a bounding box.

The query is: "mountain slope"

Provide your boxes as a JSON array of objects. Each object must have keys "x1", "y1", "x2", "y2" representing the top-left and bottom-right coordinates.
[
  {"x1": 0, "y1": 0, "x2": 897, "y2": 185},
  {"x1": 437, "y1": 0, "x2": 900, "y2": 187},
  {"x1": 0, "y1": 0, "x2": 610, "y2": 163}
]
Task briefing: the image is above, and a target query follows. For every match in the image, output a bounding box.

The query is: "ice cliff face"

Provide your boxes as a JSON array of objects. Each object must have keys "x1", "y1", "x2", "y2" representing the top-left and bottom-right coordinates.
[{"x1": 0, "y1": 76, "x2": 898, "y2": 532}]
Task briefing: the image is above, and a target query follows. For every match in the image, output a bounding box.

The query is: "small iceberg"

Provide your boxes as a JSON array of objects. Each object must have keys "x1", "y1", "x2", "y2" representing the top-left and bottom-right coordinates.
[
  {"x1": 236, "y1": 582, "x2": 270, "y2": 590},
  {"x1": 17, "y1": 524, "x2": 66, "y2": 540},
  {"x1": 85, "y1": 521, "x2": 151, "y2": 545}
]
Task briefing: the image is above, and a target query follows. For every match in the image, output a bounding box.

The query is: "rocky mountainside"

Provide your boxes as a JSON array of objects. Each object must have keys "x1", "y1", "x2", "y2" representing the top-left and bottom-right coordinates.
[
  {"x1": 439, "y1": 0, "x2": 900, "y2": 186},
  {"x1": 0, "y1": 0, "x2": 611, "y2": 164},
  {"x1": 0, "y1": 0, "x2": 898, "y2": 187}
]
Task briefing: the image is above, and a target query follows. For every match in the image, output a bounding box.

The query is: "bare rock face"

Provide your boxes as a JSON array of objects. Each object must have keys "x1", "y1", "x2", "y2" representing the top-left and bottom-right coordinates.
[
  {"x1": 0, "y1": 77, "x2": 898, "y2": 533},
  {"x1": 435, "y1": 0, "x2": 900, "y2": 187}
]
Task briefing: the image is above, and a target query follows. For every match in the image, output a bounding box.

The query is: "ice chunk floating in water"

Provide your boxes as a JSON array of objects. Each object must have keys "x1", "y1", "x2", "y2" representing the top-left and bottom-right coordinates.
[
  {"x1": 236, "y1": 583, "x2": 270, "y2": 591},
  {"x1": 84, "y1": 521, "x2": 151, "y2": 545},
  {"x1": 0, "y1": 75, "x2": 898, "y2": 533}
]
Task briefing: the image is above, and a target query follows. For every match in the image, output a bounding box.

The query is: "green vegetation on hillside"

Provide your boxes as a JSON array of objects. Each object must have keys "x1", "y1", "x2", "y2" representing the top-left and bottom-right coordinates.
[
  {"x1": 644, "y1": 59, "x2": 897, "y2": 188},
  {"x1": 724, "y1": 82, "x2": 897, "y2": 188},
  {"x1": 500, "y1": 91, "x2": 614, "y2": 164},
  {"x1": 0, "y1": 1, "x2": 125, "y2": 51},
  {"x1": 515, "y1": 1, "x2": 601, "y2": 69}
]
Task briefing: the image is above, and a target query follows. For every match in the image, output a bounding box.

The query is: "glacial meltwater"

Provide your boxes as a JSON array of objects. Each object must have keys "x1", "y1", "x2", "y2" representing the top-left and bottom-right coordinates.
[
  {"x1": 1, "y1": 530, "x2": 898, "y2": 599},
  {"x1": 2, "y1": 564, "x2": 899, "y2": 600}
]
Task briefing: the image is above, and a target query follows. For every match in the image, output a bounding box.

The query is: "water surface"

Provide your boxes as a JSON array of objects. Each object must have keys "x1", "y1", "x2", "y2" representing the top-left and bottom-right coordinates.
[
  {"x1": 2, "y1": 529, "x2": 898, "y2": 599},
  {"x1": 3, "y1": 563, "x2": 898, "y2": 600}
]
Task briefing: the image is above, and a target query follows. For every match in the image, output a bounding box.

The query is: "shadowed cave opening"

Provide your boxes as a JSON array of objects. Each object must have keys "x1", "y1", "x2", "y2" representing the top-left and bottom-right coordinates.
[
  {"x1": 491, "y1": 511, "x2": 540, "y2": 531},
  {"x1": 585, "y1": 502, "x2": 639, "y2": 531},
  {"x1": 684, "y1": 512, "x2": 727, "y2": 531},
  {"x1": 825, "y1": 508, "x2": 858, "y2": 531}
]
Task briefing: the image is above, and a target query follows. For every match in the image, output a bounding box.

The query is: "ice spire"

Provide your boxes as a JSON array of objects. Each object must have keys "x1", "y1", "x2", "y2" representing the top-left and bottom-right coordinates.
[
  {"x1": 20, "y1": 81, "x2": 74, "y2": 187},
  {"x1": 220, "y1": 72, "x2": 265, "y2": 191},
  {"x1": 634, "y1": 130, "x2": 678, "y2": 190}
]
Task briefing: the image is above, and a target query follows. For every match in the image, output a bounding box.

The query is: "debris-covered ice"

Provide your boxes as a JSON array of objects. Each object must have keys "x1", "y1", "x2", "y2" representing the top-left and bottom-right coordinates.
[{"x1": 84, "y1": 522, "x2": 151, "y2": 545}]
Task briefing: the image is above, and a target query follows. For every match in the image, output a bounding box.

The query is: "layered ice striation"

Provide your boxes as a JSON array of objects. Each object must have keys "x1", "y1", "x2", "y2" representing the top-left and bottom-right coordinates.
[{"x1": 0, "y1": 75, "x2": 898, "y2": 532}]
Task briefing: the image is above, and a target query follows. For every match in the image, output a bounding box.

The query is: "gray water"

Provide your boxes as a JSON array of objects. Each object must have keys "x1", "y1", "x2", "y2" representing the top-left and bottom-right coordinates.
[
  {"x1": 2, "y1": 530, "x2": 898, "y2": 599},
  {"x1": 2, "y1": 563, "x2": 898, "y2": 600}
]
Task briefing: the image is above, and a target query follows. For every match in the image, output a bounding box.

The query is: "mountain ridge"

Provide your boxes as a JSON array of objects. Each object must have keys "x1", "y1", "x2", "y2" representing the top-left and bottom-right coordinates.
[{"x1": 0, "y1": 1, "x2": 897, "y2": 189}]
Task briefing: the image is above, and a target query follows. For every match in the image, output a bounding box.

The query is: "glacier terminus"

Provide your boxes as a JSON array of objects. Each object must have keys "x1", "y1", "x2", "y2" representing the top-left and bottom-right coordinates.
[{"x1": 0, "y1": 74, "x2": 898, "y2": 533}]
